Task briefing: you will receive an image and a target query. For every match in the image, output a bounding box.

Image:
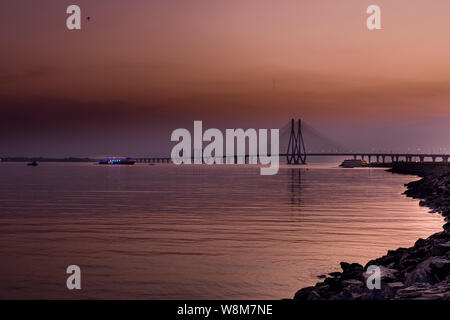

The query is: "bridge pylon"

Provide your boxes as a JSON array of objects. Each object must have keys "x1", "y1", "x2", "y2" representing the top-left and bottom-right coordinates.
[{"x1": 286, "y1": 119, "x2": 307, "y2": 164}]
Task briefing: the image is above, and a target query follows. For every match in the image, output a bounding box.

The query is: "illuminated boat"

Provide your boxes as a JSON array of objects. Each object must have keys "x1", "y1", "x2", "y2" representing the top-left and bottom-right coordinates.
[
  {"x1": 98, "y1": 157, "x2": 136, "y2": 165},
  {"x1": 339, "y1": 159, "x2": 369, "y2": 168}
]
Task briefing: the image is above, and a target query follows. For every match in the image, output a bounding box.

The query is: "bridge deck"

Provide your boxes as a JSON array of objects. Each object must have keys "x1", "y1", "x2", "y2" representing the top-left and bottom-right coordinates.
[{"x1": 134, "y1": 153, "x2": 450, "y2": 163}]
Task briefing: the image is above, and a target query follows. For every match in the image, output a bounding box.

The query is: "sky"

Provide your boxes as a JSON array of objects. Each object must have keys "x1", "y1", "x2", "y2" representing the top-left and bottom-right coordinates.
[{"x1": 1, "y1": 0, "x2": 450, "y2": 157}]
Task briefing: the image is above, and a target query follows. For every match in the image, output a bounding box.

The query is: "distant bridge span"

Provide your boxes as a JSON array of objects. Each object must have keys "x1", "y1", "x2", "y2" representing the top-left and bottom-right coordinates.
[
  {"x1": 3, "y1": 119, "x2": 444, "y2": 165},
  {"x1": 308, "y1": 153, "x2": 449, "y2": 163},
  {"x1": 135, "y1": 153, "x2": 450, "y2": 164},
  {"x1": 137, "y1": 118, "x2": 450, "y2": 164}
]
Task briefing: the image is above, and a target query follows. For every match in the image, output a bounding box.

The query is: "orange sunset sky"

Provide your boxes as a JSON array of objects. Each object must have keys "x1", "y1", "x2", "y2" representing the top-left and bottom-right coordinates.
[{"x1": 1, "y1": 0, "x2": 450, "y2": 156}]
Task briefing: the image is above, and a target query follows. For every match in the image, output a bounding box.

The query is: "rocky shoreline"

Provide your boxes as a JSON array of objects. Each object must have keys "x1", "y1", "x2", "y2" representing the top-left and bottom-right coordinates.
[{"x1": 293, "y1": 163, "x2": 450, "y2": 300}]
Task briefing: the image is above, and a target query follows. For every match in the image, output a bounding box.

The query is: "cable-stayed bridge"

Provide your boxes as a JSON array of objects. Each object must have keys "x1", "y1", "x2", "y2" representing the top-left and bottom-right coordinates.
[{"x1": 135, "y1": 119, "x2": 450, "y2": 164}]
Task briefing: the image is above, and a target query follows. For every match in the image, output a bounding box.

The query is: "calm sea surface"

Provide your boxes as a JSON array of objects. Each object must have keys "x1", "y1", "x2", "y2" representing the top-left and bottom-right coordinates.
[{"x1": 0, "y1": 162, "x2": 444, "y2": 299}]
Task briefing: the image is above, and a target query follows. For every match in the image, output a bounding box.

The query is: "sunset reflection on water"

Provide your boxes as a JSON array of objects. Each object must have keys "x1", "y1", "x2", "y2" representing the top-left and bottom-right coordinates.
[{"x1": 0, "y1": 163, "x2": 443, "y2": 299}]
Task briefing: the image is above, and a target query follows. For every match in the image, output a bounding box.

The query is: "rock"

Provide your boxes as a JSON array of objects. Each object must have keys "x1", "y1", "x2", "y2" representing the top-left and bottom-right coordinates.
[
  {"x1": 407, "y1": 247, "x2": 430, "y2": 261},
  {"x1": 340, "y1": 262, "x2": 363, "y2": 281},
  {"x1": 340, "y1": 262, "x2": 355, "y2": 273},
  {"x1": 293, "y1": 286, "x2": 315, "y2": 300},
  {"x1": 350, "y1": 292, "x2": 363, "y2": 300},
  {"x1": 415, "y1": 238, "x2": 427, "y2": 248},
  {"x1": 395, "y1": 277, "x2": 450, "y2": 300},
  {"x1": 329, "y1": 272, "x2": 341, "y2": 278},
  {"x1": 363, "y1": 265, "x2": 398, "y2": 284},
  {"x1": 444, "y1": 222, "x2": 450, "y2": 231},
  {"x1": 387, "y1": 282, "x2": 404, "y2": 289},
  {"x1": 404, "y1": 257, "x2": 450, "y2": 285},
  {"x1": 430, "y1": 258, "x2": 450, "y2": 281},
  {"x1": 431, "y1": 246, "x2": 444, "y2": 256},
  {"x1": 308, "y1": 290, "x2": 321, "y2": 300},
  {"x1": 395, "y1": 284, "x2": 430, "y2": 299},
  {"x1": 430, "y1": 240, "x2": 450, "y2": 255},
  {"x1": 324, "y1": 277, "x2": 342, "y2": 292},
  {"x1": 363, "y1": 286, "x2": 396, "y2": 300},
  {"x1": 294, "y1": 170, "x2": 450, "y2": 300},
  {"x1": 341, "y1": 279, "x2": 364, "y2": 287}
]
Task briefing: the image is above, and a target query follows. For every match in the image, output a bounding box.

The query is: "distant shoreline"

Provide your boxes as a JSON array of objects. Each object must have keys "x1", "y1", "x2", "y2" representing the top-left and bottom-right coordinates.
[
  {"x1": 294, "y1": 162, "x2": 450, "y2": 300},
  {"x1": 0, "y1": 157, "x2": 96, "y2": 163}
]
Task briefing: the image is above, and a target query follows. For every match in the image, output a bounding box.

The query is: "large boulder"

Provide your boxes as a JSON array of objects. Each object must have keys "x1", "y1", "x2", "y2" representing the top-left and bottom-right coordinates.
[{"x1": 404, "y1": 257, "x2": 450, "y2": 285}]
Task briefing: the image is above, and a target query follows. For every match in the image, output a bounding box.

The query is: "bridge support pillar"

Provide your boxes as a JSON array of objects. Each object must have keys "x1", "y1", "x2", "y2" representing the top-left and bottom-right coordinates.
[
  {"x1": 443, "y1": 156, "x2": 449, "y2": 163},
  {"x1": 286, "y1": 119, "x2": 307, "y2": 165}
]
